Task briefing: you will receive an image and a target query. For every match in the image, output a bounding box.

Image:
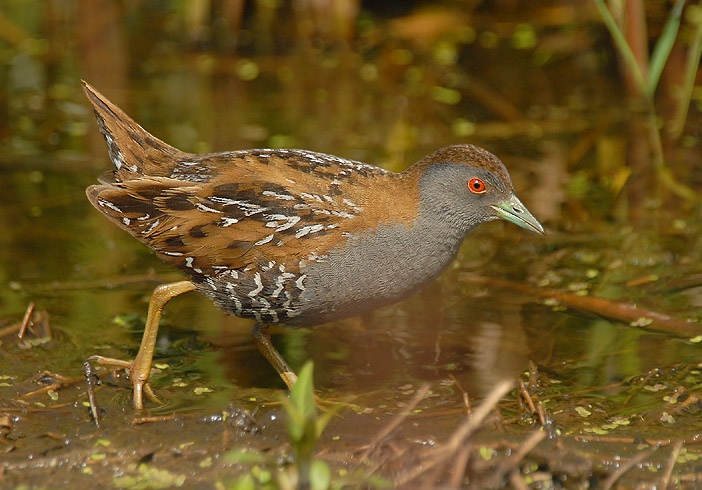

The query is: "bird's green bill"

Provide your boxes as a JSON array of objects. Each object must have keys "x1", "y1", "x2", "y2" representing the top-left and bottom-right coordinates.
[{"x1": 491, "y1": 194, "x2": 545, "y2": 234}]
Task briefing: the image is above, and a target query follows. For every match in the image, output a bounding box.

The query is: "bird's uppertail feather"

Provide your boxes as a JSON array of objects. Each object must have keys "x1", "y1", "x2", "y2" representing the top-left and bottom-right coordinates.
[{"x1": 82, "y1": 81, "x2": 187, "y2": 180}]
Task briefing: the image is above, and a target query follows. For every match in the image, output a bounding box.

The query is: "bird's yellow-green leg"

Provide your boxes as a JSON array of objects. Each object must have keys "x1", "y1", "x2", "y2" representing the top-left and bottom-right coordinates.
[
  {"x1": 252, "y1": 323, "x2": 362, "y2": 411},
  {"x1": 251, "y1": 323, "x2": 298, "y2": 390},
  {"x1": 89, "y1": 281, "x2": 197, "y2": 409}
]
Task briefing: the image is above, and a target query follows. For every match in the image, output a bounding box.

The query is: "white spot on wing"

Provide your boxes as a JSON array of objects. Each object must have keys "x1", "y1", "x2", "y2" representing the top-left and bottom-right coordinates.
[
  {"x1": 254, "y1": 234, "x2": 274, "y2": 246},
  {"x1": 262, "y1": 190, "x2": 295, "y2": 200},
  {"x1": 195, "y1": 203, "x2": 223, "y2": 214},
  {"x1": 248, "y1": 273, "x2": 264, "y2": 297},
  {"x1": 145, "y1": 219, "x2": 160, "y2": 235},
  {"x1": 295, "y1": 224, "x2": 324, "y2": 238},
  {"x1": 98, "y1": 199, "x2": 122, "y2": 213},
  {"x1": 276, "y1": 215, "x2": 301, "y2": 232},
  {"x1": 221, "y1": 217, "x2": 240, "y2": 227}
]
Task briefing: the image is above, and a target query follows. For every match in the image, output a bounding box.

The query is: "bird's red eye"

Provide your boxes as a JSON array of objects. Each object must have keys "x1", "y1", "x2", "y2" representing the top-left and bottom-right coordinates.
[{"x1": 468, "y1": 178, "x2": 487, "y2": 194}]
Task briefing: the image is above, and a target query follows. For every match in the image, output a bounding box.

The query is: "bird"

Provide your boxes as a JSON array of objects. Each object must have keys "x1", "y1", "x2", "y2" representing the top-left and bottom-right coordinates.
[{"x1": 82, "y1": 81, "x2": 544, "y2": 409}]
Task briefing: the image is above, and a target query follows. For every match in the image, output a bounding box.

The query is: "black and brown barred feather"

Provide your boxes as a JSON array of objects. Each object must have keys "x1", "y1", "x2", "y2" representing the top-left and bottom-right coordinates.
[{"x1": 83, "y1": 82, "x2": 421, "y2": 279}]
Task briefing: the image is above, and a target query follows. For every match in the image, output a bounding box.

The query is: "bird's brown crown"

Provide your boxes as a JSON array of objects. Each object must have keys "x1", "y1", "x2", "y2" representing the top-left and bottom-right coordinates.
[{"x1": 410, "y1": 144, "x2": 512, "y2": 186}]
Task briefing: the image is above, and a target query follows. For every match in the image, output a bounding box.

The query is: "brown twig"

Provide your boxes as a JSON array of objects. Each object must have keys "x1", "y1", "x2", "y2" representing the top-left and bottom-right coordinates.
[
  {"x1": 0, "y1": 403, "x2": 77, "y2": 413},
  {"x1": 359, "y1": 384, "x2": 430, "y2": 461},
  {"x1": 449, "y1": 446, "x2": 471, "y2": 488},
  {"x1": 132, "y1": 413, "x2": 179, "y2": 425},
  {"x1": 622, "y1": 368, "x2": 662, "y2": 405},
  {"x1": 659, "y1": 440, "x2": 683, "y2": 489},
  {"x1": 508, "y1": 469, "x2": 530, "y2": 490},
  {"x1": 449, "y1": 374, "x2": 471, "y2": 419},
  {"x1": 489, "y1": 430, "x2": 547, "y2": 486},
  {"x1": 83, "y1": 360, "x2": 101, "y2": 427},
  {"x1": 601, "y1": 445, "x2": 659, "y2": 490},
  {"x1": 395, "y1": 380, "x2": 513, "y2": 486},
  {"x1": 528, "y1": 361, "x2": 539, "y2": 391},
  {"x1": 463, "y1": 275, "x2": 700, "y2": 337},
  {"x1": 492, "y1": 407, "x2": 506, "y2": 434},
  {"x1": 19, "y1": 374, "x2": 84, "y2": 399},
  {"x1": 0, "y1": 323, "x2": 21, "y2": 337},
  {"x1": 536, "y1": 404, "x2": 548, "y2": 428},
  {"x1": 518, "y1": 379, "x2": 537, "y2": 416},
  {"x1": 17, "y1": 302, "x2": 35, "y2": 339}
]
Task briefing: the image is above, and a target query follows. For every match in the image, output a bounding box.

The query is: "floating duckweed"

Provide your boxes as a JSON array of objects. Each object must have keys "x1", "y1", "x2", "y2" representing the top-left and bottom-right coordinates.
[
  {"x1": 575, "y1": 406, "x2": 591, "y2": 417},
  {"x1": 585, "y1": 269, "x2": 599, "y2": 278},
  {"x1": 479, "y1": 447, "x2": 495, "y2": 461},
  {"x1": 113, "y1": 464, "x2": 186, "y2": 488},
  {"x1": 660, "y1": 412, "x2": 675, "y2": 424},
  {"x1": 583, "y1": 426, "x2": 609, "y2": 435},
  {"x1": 631, "y1": 317, "x2": 653, "y2": 327},
  {"x1": 677, "y1": 448, "x2": 702, "y2": 463}
]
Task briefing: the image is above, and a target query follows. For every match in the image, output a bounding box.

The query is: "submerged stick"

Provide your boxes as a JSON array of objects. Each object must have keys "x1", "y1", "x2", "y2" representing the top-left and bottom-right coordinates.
[
  {"x1": 395, "y1": 380, "x2": 513, "y2": 486},
  {"x1": 463, "y1": 275, "x2": 701, "y2": 337},
  {"x1": 19, "y1": 373, "x2": 83, "y2": 399},
  {"x1": 17, "y1": 302, "x2": 35, "y2": 339},
  {"x1": 488, "y1": 430, "x2": 546, "y2": 487},
  {"x1": 659, "y1": 440, "x2": 683, "y2": 489},
  {"x1": 83, "y1": 360, "x2": 101, "y2": 427},
  {"x1": 601, "y1": 444, "x2": 659, "y2": 490},
  {"x1": 359, "y1": 384, "x2": 430, "y2": 461}
]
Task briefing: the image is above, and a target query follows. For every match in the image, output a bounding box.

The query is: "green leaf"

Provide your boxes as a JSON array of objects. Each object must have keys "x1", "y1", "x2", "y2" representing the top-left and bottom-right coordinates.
[
  {"x1": 230, "y1": 474, "x2": 256, "y2": 490},
  {"x1": 648, "y1": 0, "x2": 686, "y2": 96},
  {"x1": 309, "y1": 460, "x2": 331, "y2": 490},
  {"x1": 593, "y1": 0, "x2": 647, "y2": 96},
  {"x1": 290, "y1": 361, "x2": 316, "y2": 422}
]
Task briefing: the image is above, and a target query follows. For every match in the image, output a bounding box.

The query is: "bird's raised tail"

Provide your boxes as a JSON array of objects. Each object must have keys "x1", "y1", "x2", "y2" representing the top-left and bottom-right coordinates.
[{"x1": 82, "y1": 81, "x2": 188, "y2": 181}]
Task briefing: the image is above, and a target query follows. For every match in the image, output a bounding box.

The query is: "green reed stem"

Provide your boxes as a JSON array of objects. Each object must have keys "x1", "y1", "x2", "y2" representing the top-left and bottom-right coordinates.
[
  {"x1": 670, "y1": 8, "x2": 702, "y2": 141},
  {"x1": 648, "y1": 0, "x2": 686, "y2": 98},
  {"x1": 593, "y1": 0, "x2": 648, "y2": 97}
]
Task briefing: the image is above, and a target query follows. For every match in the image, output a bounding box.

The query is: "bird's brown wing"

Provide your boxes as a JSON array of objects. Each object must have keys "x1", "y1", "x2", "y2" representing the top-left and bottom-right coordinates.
[
  {"x1": 84, "y1": 81, "x2": 420, "y2": 276},
  {"x1": 87, "y1": 150, "x2": 418, "y2": 276}
]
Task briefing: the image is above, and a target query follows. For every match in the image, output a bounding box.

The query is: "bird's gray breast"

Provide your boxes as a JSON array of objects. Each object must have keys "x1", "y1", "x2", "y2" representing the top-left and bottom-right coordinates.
[{"x1": 298, "y1": 217, "x2": 468, "y2": 326}]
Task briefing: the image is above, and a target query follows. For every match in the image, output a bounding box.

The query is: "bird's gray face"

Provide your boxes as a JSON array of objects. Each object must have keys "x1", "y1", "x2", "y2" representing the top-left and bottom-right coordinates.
[{"x1": 419, "y1": 161, "x2": 544, "y2": 235}]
